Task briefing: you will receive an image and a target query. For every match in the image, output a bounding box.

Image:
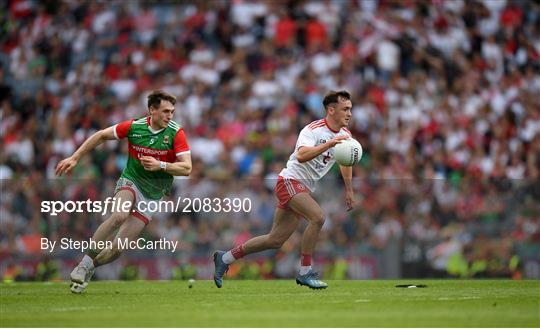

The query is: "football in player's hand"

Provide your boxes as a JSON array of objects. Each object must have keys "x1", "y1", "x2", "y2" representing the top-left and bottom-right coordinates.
[{"x1": 334, "y1": 138, "x2": 362, "y2": 166}]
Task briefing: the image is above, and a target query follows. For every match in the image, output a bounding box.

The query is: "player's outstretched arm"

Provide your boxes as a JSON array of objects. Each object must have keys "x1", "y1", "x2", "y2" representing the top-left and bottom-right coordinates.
[
  {"x1": 139, "y1": 153, "x2": 192, "y2": 176},
  {"x1": 339, "y1": 165, "x2": 355, "y2": 211},
  {"x1": 296, "y1": 135, "x2": 349, "y2": 163},
  {"x1": 55, "y1": 126, "x2": 117, "y2": 176}
]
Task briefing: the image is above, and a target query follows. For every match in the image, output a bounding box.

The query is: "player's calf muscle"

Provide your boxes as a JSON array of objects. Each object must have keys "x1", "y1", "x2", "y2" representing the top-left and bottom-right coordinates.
[{"x1": 265, "y1": 236, "x2": 285, "y2": 249}]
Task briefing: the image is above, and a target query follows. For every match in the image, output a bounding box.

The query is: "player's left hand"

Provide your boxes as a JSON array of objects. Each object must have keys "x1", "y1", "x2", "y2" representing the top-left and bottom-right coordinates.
[
  {"x1": 140, "y1": 156, "x2": 161, "y2": 171},
  {"x1": 55, "y1": 156, "x2": 78, "y2": 176},
  {"x1": 345, "y1": 190, "x2": 356, "y2": 211}
]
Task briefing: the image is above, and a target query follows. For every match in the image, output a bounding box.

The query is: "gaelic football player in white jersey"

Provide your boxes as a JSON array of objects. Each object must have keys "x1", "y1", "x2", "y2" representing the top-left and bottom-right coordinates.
[{"x1": 214, "y1": 90, "x2": 355, "y2": 289}]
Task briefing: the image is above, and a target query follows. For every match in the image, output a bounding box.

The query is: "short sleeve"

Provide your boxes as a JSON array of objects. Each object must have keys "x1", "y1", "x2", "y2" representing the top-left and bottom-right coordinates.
[
  {"x1": 114, "y1": 119, "x2": 134, "y2": 139},
  {"x1": 173, "y1": 129, "x2": 190, "y2": 156},
  {"x1": 296, "y1": 127, "x2": 317, "y2": 150}
]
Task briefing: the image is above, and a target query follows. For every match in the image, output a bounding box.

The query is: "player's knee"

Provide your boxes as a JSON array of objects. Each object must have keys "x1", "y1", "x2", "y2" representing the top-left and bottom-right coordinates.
[
  {"x1": 109, "y1": 212, "x2": 129, "y2": 229},
  {"x1": 309, "y1": 212, "x2": 325, "y2": 227}
]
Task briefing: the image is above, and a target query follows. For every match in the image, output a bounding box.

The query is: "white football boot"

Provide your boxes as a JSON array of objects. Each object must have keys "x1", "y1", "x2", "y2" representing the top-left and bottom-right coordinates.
[{"x1": 70, "y1": 265, "x2": 95, "y2": 294}]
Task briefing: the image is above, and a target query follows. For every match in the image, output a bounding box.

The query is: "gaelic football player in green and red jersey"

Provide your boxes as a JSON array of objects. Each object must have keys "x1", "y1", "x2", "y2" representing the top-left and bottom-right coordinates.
[{"x1": 55, "y1": 90, "x2": 191, "y2": 293}]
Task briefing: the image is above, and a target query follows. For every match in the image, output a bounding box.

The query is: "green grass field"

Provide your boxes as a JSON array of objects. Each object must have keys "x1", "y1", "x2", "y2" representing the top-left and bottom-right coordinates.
[{"x1": 1, "y1": 280, "x2": 538, "y2": 327}]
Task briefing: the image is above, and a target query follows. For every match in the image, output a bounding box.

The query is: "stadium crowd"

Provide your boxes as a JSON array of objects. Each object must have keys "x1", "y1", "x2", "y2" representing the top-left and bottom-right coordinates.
[{"x1": 1, "y1": 0, "x2": 539, "y2": 280}]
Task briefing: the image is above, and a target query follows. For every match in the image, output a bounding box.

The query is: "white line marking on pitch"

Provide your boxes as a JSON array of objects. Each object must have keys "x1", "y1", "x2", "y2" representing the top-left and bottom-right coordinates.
[
  {"x1": 49, "y1": 306, "x2": 103, "y2": 312},
  {"x1": 437, "y1": 296, "x2": 481, "y2": 301}
]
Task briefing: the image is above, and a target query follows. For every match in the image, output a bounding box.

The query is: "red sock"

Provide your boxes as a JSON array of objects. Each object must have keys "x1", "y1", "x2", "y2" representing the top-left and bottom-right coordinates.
[
  {"x1": 231, "y1": 244, "x2": 246, "y2": 259},
  {"x1": 301, "y1": 253, "x2": 312, "y2": 266}
]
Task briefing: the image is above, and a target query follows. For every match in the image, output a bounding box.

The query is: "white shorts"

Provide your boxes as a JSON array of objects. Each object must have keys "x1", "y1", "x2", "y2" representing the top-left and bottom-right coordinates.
[{"x1": 114, "y1": 177, "x2": 159, "y2": 224}]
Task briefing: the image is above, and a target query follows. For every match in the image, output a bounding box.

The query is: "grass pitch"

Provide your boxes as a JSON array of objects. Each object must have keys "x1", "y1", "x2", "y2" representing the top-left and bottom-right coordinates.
[{"x1": 1, "y1": 280, "x2": 538, "y2": 327}]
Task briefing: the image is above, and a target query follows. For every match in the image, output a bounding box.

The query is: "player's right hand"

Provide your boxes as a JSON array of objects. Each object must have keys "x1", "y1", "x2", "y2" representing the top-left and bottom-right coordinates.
[
  {"x1": 55, "y1": 157, "x2": 78, "y2": 176},
  {"x1": 328, "y1": 135, "x2": 349, "y2": 147}
]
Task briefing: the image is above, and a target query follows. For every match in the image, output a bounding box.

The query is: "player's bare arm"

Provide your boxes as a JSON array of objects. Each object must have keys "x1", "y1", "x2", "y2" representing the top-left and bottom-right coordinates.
[
  {"x1": 296, "y1": 135, "x2": 349, "y2": 163},
  {"x1": 339, "y1": 165, "x2": 355, "y2": 211},
  {"x1": 55, "y1": 126, "x2": 117, "y2": 176},
  {"x1": 139, "y1": 153, "x2": 192, "y2": 176}
]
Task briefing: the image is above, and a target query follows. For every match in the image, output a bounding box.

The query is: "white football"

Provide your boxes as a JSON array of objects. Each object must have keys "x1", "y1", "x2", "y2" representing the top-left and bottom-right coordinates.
[{"x1": 334, "y1": 138, "x2": 362, "y2": 166}]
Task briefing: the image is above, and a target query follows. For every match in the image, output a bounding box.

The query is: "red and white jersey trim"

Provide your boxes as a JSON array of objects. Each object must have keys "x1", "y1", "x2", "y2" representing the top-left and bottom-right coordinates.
[
  {"x1": 307, "y1": 119, "x2": 325, "y2": 130},
  {"x1": 279, "y1": 120, "x2": 352, "y2": 191}
]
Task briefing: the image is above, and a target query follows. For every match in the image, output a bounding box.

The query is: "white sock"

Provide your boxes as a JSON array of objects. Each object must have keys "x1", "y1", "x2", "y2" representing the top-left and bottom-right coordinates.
[
  {"x1": 299, "y1": 265, "x2": 312, "y2": 275},
  {"x1": 80, "y1": 255, "x2": 95, "y2": 270},
  {"x1": 222, "y1": 251, "x2": 236, "y2": 264}
]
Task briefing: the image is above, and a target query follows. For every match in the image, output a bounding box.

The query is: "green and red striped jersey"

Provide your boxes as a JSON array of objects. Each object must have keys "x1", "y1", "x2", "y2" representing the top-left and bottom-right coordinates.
[{"x1": 114, "y1": 116, "x2": 190, "y2": 200}]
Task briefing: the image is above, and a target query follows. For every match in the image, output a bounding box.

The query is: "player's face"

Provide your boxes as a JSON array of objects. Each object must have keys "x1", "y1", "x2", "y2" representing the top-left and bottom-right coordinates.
[
  {"x1": 331, "y1": 99, "x2": 352, "y2": 127},
  {"x1": 150, "y1": 100, "x2": 175, "y2": 129}
]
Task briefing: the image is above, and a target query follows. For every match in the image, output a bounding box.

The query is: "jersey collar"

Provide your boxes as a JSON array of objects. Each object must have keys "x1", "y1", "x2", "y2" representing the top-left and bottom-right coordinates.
[
  {"x1": 147, "y1": 116, "x2": 165, "y2": 134},
  {"x1": 324, "y1": 118, "x2": 340, "y2": 133}
]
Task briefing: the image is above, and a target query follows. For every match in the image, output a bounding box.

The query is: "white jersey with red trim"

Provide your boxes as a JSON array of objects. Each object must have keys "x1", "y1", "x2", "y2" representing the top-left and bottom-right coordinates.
[{"x1": 279, "y1": 119, "x2": 351, "y2": 191}]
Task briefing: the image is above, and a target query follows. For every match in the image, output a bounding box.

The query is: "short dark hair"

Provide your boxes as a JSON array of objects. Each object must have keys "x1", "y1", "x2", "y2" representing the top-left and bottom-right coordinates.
[
  {"x1": 322, "y1": 90, "x2": 351, "y2": 110},
  {"x1": 147, "y1": 90, "x2": 177, "y2": 109}
]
